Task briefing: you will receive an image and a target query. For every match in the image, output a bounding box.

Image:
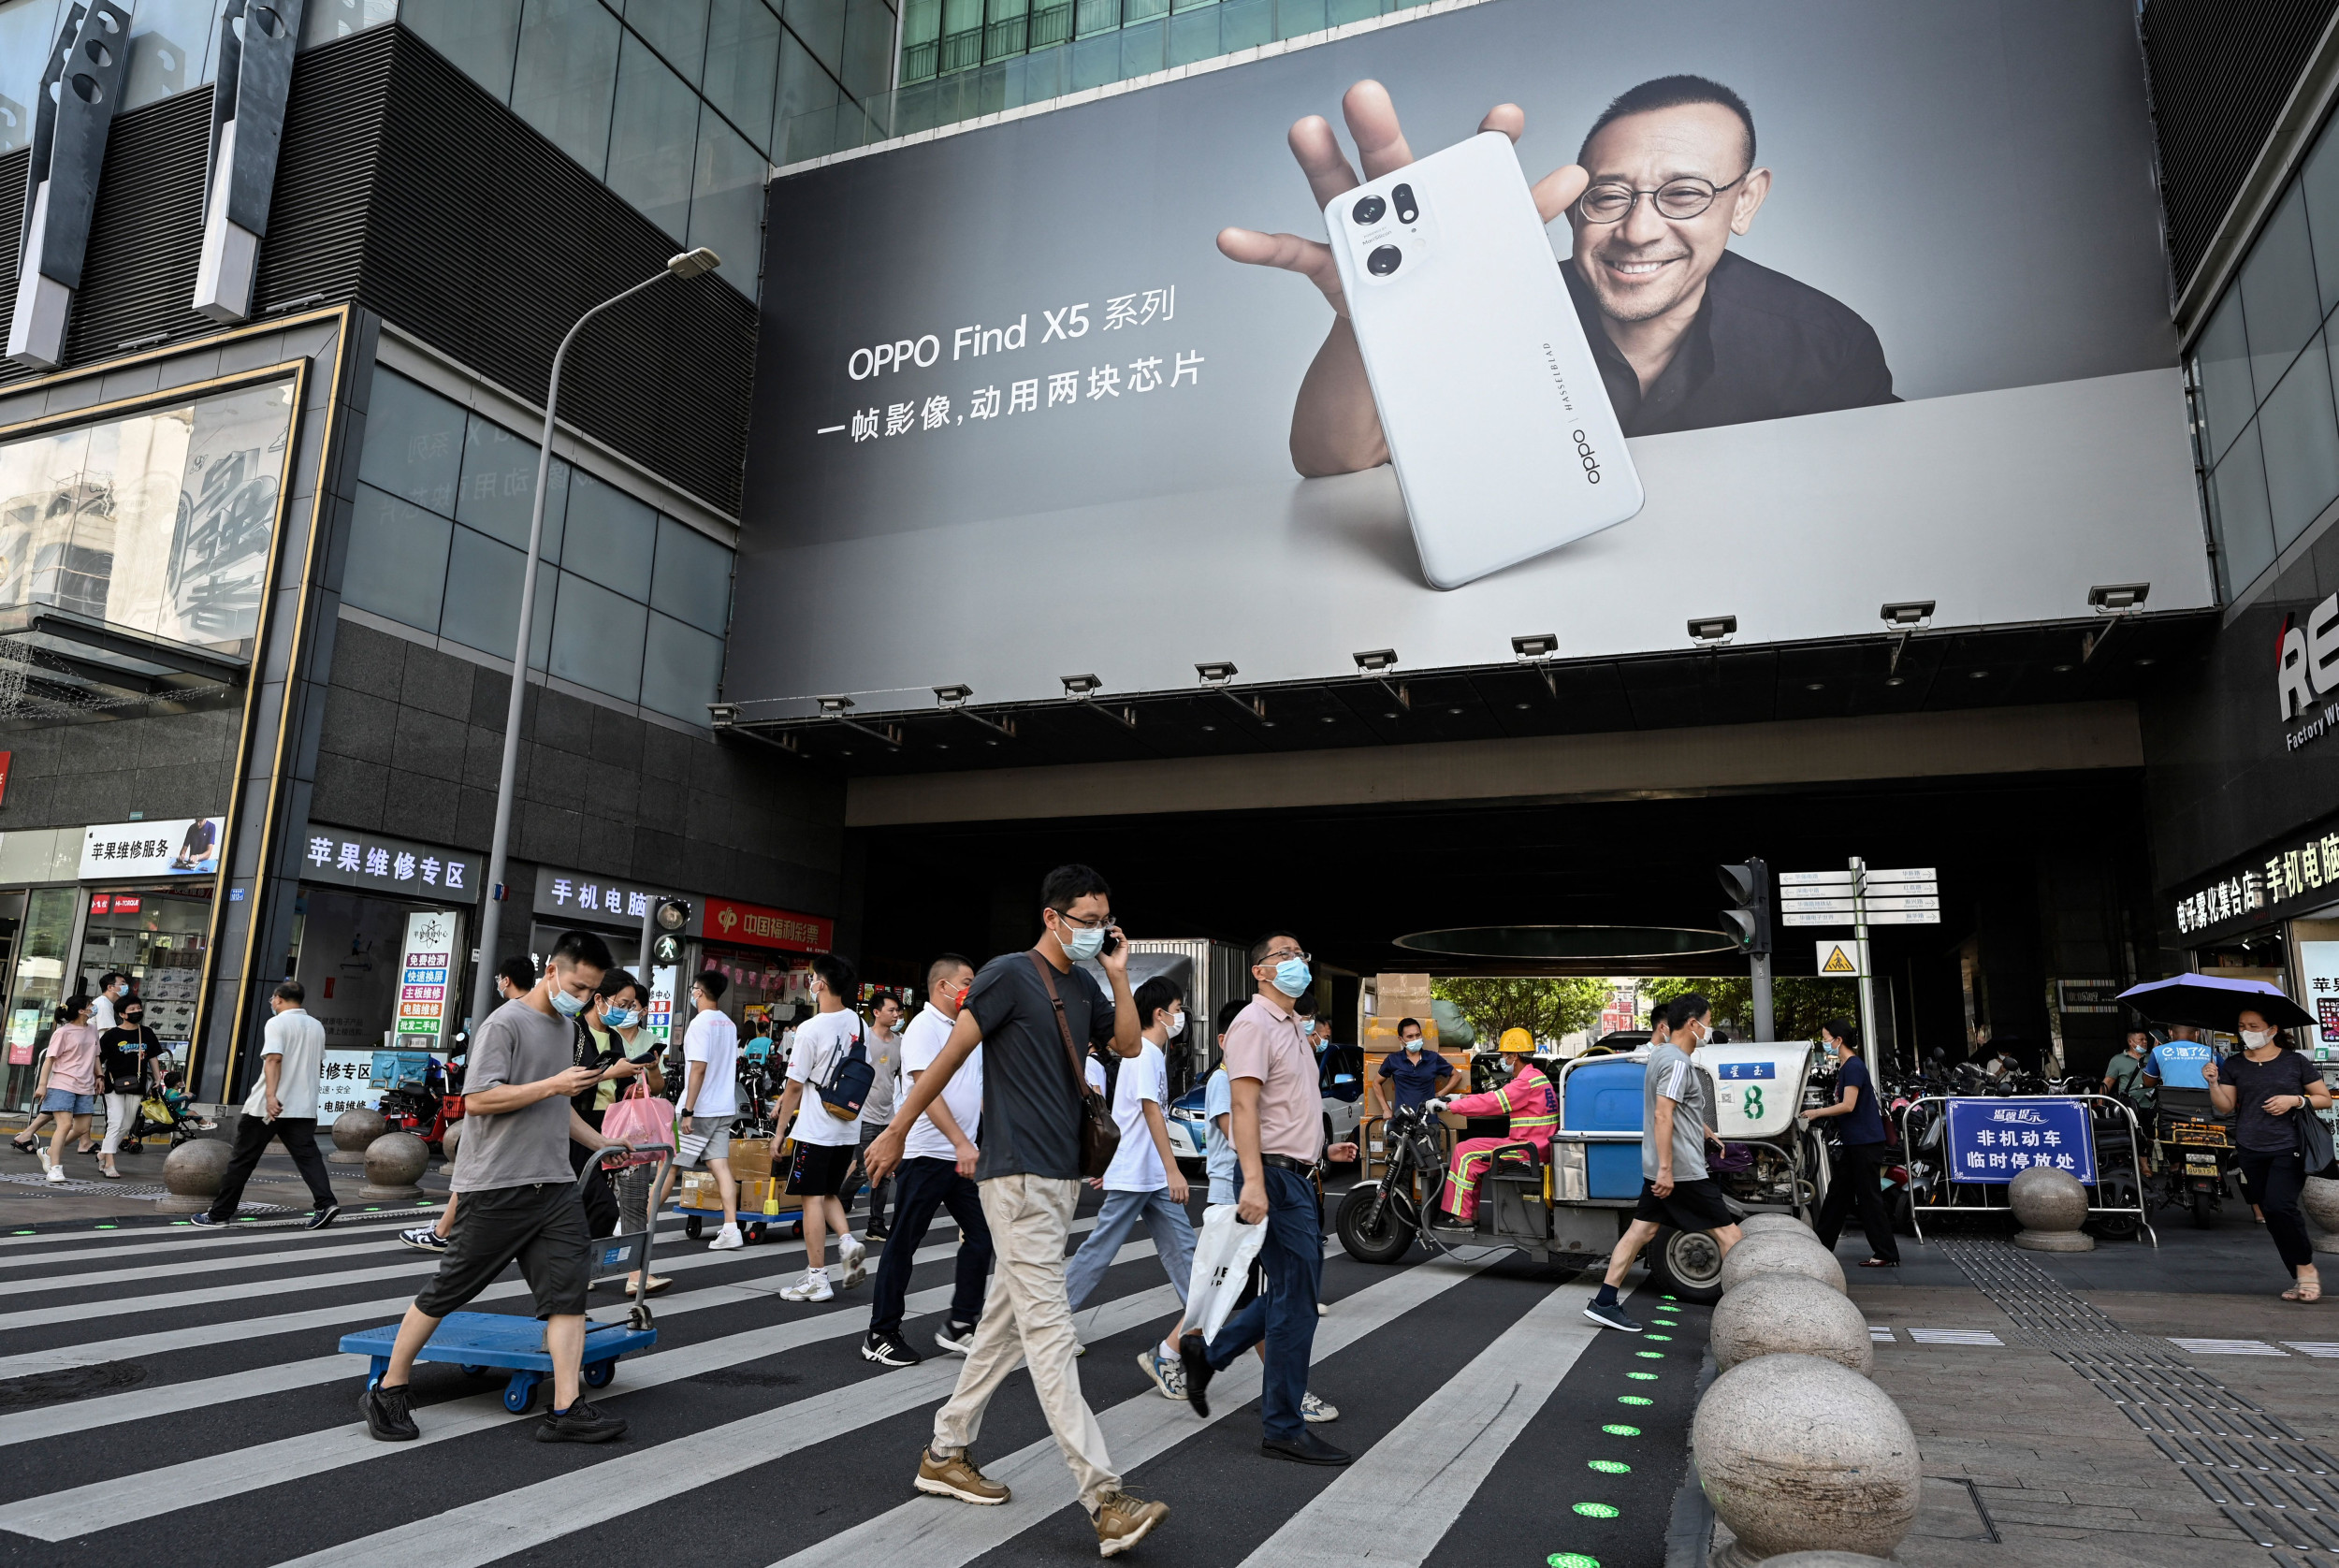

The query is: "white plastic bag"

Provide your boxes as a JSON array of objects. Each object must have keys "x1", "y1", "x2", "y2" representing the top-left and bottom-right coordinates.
[{"x1": 1184, "y1": 1203, "x2": 1271, "y2": 1344}]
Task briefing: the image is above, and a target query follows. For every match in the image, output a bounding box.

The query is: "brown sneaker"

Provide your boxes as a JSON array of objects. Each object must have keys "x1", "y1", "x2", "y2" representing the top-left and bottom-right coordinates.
[
  {"x1": 916, "y1": 1447, "x2": 1010, "y2": 1505},
  {"x1": 1092, "y1": 1491, "x2": 1168, "y2": 1557}
]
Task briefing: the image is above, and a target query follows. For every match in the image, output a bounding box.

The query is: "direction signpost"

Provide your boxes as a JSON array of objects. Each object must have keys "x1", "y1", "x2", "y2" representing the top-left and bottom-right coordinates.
[{"x1": 1778, "y1": 860, "x2": 1939, "y2": 1076}]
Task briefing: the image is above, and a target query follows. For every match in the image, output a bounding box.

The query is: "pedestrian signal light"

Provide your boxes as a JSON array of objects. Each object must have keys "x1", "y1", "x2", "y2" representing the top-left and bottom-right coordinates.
[{"x1": 1717, "y1": 859, "x2": 1771, "y2": 956}]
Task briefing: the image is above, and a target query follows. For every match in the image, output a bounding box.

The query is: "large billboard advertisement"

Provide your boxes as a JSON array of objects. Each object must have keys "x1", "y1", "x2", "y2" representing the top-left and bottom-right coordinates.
[{"x1": 734, "y1": 0, "x2": 2208, "y2": 718}]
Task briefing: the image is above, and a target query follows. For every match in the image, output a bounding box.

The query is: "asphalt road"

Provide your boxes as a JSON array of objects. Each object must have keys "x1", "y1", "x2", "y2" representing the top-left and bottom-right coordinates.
[{"x1": 0, "y1": 1182, "x2": 1702, "y2": 1568}]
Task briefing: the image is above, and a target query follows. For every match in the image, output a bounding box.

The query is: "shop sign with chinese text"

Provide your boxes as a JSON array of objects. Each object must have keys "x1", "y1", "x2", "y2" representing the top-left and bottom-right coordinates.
[
  {"x1": 532, "y1": 871, "x2": 703, "y2": 934},
  {"x1": 81, "y1": 818, "x2": 224, "y2": 878},
  {"x1": 1943, "y1": 1096, "x2": 2096, "y2": 1184},
  {"x1": 300, "y1": 825, "x2": 481, "y2": 901},
  {"x1": 2173, "y1": 827, "x2": 2339, "y2": 941},
  {"x1": 704, "y1": 896, "x2": 833, "y2": 953},
  {"x1": 397, "y1": 909, "x2": 460, "y2": 1048}
]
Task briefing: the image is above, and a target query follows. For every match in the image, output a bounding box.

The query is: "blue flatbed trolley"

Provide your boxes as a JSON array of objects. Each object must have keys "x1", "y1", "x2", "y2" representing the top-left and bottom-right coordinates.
[{"x1": 340, "y1": 1144, "x2": 669, "y2": 1415}]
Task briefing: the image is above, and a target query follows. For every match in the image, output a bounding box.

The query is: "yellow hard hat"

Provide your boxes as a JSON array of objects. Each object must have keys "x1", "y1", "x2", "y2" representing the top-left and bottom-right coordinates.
[{"x1": 1499, "y1": 1027, "x2": 1534, "y2": 1054}]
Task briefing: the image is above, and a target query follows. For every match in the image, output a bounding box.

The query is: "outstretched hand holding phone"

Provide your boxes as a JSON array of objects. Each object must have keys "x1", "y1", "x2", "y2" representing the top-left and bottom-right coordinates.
[{"x1": 1215, "y1": 80, "x2": 1588, "y2": 477}]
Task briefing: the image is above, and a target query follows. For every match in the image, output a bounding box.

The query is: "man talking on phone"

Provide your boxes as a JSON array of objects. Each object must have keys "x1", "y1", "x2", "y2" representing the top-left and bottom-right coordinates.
[
  {"x1": 862, "y1": 864, "x2": 1170, "y2": 1558},
  {"x1": 1222, "y1": 75, "x2": 1895, "y2": 474}
]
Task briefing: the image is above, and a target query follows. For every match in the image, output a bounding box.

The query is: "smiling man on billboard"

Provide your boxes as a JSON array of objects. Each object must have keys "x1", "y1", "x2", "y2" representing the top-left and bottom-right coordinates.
[{"x1": 1220, "y1": 76, "x2": 1896, "y2": 473}]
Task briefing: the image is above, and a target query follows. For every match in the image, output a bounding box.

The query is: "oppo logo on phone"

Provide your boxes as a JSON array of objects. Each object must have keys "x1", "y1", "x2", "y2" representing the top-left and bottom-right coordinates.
[{"x1": 1574, "y1": 429, "x2": 1602, "y2": 485}]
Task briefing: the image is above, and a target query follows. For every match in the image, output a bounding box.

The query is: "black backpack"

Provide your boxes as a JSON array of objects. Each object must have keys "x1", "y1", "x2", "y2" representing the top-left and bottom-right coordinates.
[{"x1": 815, "y1": 1019, "x2": 875, "y2": 1119}]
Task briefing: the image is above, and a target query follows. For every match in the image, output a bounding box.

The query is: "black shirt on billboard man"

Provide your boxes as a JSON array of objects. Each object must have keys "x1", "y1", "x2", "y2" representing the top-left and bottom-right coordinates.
[
  {"x1": 1219, "y1": 74, "x2": 1898, "y2": 473},
  {"x1": 1557, "y1": 76, "x2": 1895, "y2": 437}
]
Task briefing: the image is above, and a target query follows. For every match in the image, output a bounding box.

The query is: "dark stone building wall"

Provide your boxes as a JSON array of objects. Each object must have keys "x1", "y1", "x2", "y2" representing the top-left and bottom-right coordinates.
[
  {"x1": 310, "y1": 617, "x2": 843, "y2": 916},
  {"x1": 0, "y1": 704, "x2": 242, "y2": 833}
]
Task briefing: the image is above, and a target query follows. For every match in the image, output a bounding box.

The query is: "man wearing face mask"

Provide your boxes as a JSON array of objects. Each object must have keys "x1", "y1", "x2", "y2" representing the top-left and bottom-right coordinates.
[
  {"x1": 361, "y1": 930, "x2": 622, "y2": 1445},
  {"x1": 861, "y1": 864, "x2": 1168, "y2": 1557},
  {"x1": 1178, "y1": 931, "x2": 1359, "y2": 1467},
  {"x1": 1585, "y1": 992, "x2": 1740, "y2": 1333},
  {"x1": 1422, "y1": 1026, "x2": 1556, "y2": 1225}
]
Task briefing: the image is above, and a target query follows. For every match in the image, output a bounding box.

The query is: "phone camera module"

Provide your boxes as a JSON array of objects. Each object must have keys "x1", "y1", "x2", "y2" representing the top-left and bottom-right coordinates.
[
  {"x1": 1366, "y1": 244, "x2": 1402, "y2": 276},
  {"x1": 1392, "y1": 183, "x2": 1417, "y2": 224},
  {"x1": 1352, "y1": 195, "x2": 1387, "y2": 226}
]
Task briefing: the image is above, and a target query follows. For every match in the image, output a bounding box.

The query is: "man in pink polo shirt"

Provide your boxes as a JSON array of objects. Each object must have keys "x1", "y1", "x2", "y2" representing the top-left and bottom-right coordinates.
[{"x1": 1177, "y1": 930, "x2": 1356, "y2": 1467}]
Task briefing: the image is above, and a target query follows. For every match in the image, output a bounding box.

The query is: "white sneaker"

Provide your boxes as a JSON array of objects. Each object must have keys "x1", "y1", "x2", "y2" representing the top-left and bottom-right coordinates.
[
  {"x1": 44, "y1": 1164, "x2": 65, "y2": 1184},
  {"x1": 1301, "y1": 1391, "x2": 1338, "y2": 1423},
  {"x1": 709, "y1": 1224, "x2": 744, "y2": 1251},
  {"x1": 1316, "y1": 1302, "x2": 1329, "y2": 1317},
  {"x1": 36, "y1": 1149, "x2": 49, "y2": 1171},
  {"x1": 836, "y1": 1235, "x2": 866, "y2": 1287},
  {"x1": 778, "y1": 1268, "x2": 834, "y2": 1302}
]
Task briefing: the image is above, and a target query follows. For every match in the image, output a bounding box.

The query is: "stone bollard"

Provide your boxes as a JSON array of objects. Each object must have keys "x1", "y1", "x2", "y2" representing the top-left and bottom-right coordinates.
[
  {"x1": 2010, "y1": 1165, "x2": 2095, "y2": 1252},
  {"x1": 330, "y1": 1107, "x2": 386, "y2": 1165},
  {"x1": 436, "y1": 1118, "x2": 463, "y2": 1169},
  {"x1": 1760, "y1": 1556, "x2": 1899, "y2": 1567},
  {"x1": 1694, "y1": 1352, "x2": 1922, "y2": 1567},
  {"x1": 2302, "y1": 1176, "x2": 2339, "y2": 1256},
  {"x1": 358, "y1": 1131, "x2": 430, "y2": 1201},
  {"x1": 1710, "y1": 1271, "x2": 1874, "y2": 1375},
  {"x1": 1717, "y1": 1230, "x2": 1847, "y2": 1296},
  {"x1": 1739, "y1": 1212, "x2": 1816, "y2": 1240},
  {"x1": 156, "y1": 1138, "x2": 233, "y2": 1214}
]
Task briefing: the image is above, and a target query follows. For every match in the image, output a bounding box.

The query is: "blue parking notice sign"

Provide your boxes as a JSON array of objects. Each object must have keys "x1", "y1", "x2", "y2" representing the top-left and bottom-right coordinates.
[{"x1": 1945, "y1": 1096, "x2": 2096, "y2": 1185}]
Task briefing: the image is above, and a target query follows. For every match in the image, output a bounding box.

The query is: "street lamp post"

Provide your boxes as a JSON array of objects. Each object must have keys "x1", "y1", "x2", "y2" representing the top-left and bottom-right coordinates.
[{"x1": 469, "y1": 248, "x2": 720, "y2": 1029}]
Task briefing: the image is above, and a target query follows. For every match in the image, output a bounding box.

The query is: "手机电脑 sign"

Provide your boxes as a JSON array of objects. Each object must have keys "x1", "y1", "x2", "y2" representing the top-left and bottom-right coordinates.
[{"x1": 1944, "y1": 1096, "x2": 2096, "y2": 1185}]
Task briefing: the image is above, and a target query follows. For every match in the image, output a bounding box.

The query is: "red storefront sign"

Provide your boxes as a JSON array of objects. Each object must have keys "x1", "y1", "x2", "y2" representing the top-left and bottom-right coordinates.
[{"x1": 703, "y1": 897, "x2": 833, "y2": 953}]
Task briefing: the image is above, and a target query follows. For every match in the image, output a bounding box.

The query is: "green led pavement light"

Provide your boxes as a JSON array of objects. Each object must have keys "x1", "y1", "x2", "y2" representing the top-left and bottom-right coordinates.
[
  {"x1": 1646, "y1": 1333, "x2": 1673, "y2": 1341},
  {"x1": 1602, "y1": 1423, "x2": 1641, "y2": 1435},
  {"x1": 1548, "y1": 1555, "x2": 1600, "y2": 1568},
  {"x1": 1589, "y1": 1459, "x2": 1632, "y2": 1474},
  {"x1": 1634, "y1": 1350, "x2": 1664, "y2": 1358},
  {"x1": 1572, "y1": 1502, "x2": 1620, "y2": 1518},
  {"x1": 1626, "y1": 1372, "x2": 1659, "y2": 1380},
  {"x1": 1618, "y1": 1395, "x2": 1653, "y2": 1404}
]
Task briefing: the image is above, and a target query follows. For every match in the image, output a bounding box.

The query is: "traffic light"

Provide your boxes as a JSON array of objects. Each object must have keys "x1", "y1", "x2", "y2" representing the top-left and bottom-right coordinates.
[{"x1": 1718, "y1": 859, "x2": 1771, "y2": 956}]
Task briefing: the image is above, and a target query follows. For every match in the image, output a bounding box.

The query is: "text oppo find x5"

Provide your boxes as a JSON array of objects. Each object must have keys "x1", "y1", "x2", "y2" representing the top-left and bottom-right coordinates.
[{"x1": 1327, "y1": 131, "x2": 1644, "y2": 588}]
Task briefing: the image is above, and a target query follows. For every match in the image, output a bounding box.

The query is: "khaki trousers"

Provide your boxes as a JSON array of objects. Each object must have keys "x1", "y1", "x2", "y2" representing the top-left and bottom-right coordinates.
[{"x1": 930, "y1": 1173, "x2": 1119, "y2": 1509}]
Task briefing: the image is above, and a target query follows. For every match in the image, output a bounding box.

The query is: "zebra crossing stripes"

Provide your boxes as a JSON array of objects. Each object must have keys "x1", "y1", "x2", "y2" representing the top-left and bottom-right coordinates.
[
  {"x1": 0, "y1": 1241, "x2": 1172, "y2": 1541},
  {"x1": 1231, "y1": 1279, "x2": 1600, "y2": 1568},
  {"x1": 767, "y1": 1247, "x2": 1500, "y2": 1568},
  {"x1": 269, "y1": 1280, "x2": 1193, "y2": 1568}
]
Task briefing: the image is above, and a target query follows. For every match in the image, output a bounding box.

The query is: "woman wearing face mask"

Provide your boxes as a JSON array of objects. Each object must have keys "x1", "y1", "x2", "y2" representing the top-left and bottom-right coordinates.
[
  {"x1": 588, "y1": 973, "x2": 670, "y2": 1295},
  {"x1": 2206, "y1": 1009, "x2": 2334, "y2": 1301}
]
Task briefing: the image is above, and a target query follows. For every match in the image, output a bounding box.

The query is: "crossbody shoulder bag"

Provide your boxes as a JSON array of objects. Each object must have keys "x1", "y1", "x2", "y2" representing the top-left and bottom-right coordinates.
[{"x1": 1027, "y1": 950, "x2": 1121, "y2": 1179}]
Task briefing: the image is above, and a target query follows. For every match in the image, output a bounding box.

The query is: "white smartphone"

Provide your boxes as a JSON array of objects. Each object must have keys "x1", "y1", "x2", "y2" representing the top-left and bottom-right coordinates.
[{"x1": 1326, "y1": 131, "x2": 1644, "y2": 589}]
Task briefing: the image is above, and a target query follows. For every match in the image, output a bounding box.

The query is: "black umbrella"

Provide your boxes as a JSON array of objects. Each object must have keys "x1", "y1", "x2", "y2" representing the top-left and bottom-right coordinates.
[{"x1": 2115, "y1": 975, "x2": 2314, "y2": 1032}]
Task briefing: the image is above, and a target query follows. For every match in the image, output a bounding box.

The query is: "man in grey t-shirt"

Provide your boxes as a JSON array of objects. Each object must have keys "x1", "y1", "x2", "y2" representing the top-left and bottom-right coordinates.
[
  {"x1": 360, "y1": 931, "x2": 630, "y2": 1446},
  {"x1": 1586, "y1": 992, "x2": 1743, "y2": 1333}
]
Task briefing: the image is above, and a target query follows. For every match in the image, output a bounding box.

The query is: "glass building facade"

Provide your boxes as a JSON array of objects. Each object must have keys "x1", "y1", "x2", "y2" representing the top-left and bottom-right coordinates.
[
  {"x1": 342, "y1": 370, "x2": 734, "y2": 725},
  {"x1": 0, "y1": 380, "x2": 298, "y2": 657},
  {"x1": 0, "y1": 0, "x2": 896, "y2": 297},
  {"x1": 799, "y1": 0, "x2": 1425, "y2": 160},
  {"x1": 2190, "y1": 106, "x2": 2339, "y2": 604}
]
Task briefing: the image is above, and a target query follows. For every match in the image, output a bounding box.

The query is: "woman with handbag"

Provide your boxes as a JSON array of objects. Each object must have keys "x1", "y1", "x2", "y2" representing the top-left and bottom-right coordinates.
[
  {"x1": 2206, "y1": 1008, "x2": 2335, "y2": 1301},
  {"x1": 588, "y1": 973, "x2": 671, "y2": 1295}
]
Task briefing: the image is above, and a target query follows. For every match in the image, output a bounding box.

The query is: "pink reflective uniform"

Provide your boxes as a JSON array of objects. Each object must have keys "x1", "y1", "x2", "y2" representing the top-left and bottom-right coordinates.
[{"x1": 1437, "y1": 1062, "x2": 1558, "y2": 1221}]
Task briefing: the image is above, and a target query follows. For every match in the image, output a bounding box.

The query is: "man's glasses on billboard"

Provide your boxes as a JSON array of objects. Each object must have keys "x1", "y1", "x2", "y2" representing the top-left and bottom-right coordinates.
[{"x1": 1575, "y1": 172, "x2": 1749, "y2": 225}]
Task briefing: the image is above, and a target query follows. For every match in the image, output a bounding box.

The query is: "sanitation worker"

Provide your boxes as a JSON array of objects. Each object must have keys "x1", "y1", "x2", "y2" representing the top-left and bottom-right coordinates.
[{"x1": 1425, "y1": 1027, "x2": 1556, "y2": 1223}]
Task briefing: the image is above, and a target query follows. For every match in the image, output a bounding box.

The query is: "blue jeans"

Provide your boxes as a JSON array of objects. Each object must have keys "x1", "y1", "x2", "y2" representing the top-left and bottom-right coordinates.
[
  {"x1": 1202, "y1": 1166, "x2": 1320, "y2": 1442},
  {"x1": 1065, "y1": 1185, "x2": 1199, "y2": 1312}
]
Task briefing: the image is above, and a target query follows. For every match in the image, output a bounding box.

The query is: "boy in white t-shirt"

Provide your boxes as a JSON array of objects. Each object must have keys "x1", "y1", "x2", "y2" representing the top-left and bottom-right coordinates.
[
  {"x1": 1064, "y1": 978, "x2": 1198, "y2": 1380},
  {"x1": 773, "y1": 952, "x2": 870, "y2": 1302},
  {"x1": 861, "y1": 953, "x2": 995, "y2": 1367}
]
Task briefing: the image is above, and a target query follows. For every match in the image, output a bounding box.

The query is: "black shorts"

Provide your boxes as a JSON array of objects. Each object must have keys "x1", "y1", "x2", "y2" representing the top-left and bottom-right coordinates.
[
  {"x1": 414, "y1": 1181, "x2": 589, "y2": 1320},
  {"x1": 1634, "y1": 1176, "x2": 1736, "y2": 1234},
  {"x1": 787, "y1": 1140, "x2": 856, "y2": 1198}
]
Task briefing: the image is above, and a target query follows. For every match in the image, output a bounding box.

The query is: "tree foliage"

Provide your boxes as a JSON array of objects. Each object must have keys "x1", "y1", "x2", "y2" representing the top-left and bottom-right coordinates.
[
  {"x1": 1642, "y1": 975, "x2": 1860, "y2": 1042},
  {"x1": 1430, "y1": 977, "x2": 1612, "y2": 1046}
]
